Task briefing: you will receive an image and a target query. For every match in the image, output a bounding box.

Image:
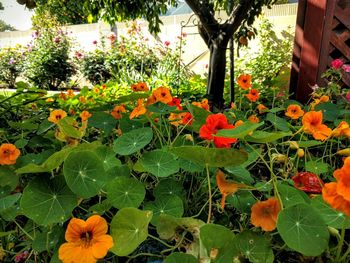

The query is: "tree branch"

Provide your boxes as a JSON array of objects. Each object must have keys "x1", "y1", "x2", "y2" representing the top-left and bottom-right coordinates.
[{"x1": 225, "y1": 0, "x2": 255, "y2": 35}]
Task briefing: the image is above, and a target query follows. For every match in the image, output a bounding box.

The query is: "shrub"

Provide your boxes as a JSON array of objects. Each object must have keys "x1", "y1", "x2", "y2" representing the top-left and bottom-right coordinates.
[{"x1": 0, "y1": 46, "x2": 25, "y2": 88}]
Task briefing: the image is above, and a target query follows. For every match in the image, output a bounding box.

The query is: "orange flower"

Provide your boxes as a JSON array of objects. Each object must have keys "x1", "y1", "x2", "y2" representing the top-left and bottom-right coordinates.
[
  {"x1": 67, "y1": 89, "x2": 75, "y2": 98},
  {"x1": 80, "y1": 111, "x2": 92, "y2": 122},
  {"x1": 152, "y1": 87, "x2": 173, "y2": 104},
  {"x1": 302, "y1": 111, "x2": 331, "y2": 141},
  {"x1": 257, "y1": 104, "x2": 268, "y2": 114},
  {"x1": 235, "y1": 120, "x2": 244, "y2": 127},
  {"x1": 248, "y1": 115, "x2": 260, "y2": 123},
  {"x1": 59, "y1": 92, "x2": 67, "y2": 100},
  {"x1": 111, "y1": 105, "x2": 126, "y2": 119},
  {"x1": 285, "y1": 104, "x2": 304, "y2": 119},
  {"x1": 251, "y1": 197, "x2": 281, "y2": 231},
  {"x1": 322, "y1": 182, "x2": 350, "y2": 218},
  {"x1": 237, "y1": 74, "x2": 252, "y2": 90},
  {"x1": 130, "y1": 99, "x2": 147, "y2": 119},
  {"x1": 310, "y1": 95, "x2": 330, "y2": 110},
  {"x1": 137, "y1": 82, "x2": 149, "y2": 92},
  {"x1": 216, "y1": 170, "x2": 246, "y2": 209},
  {"x1": 168, "y1": 112, "x2": 193, "y2": 126},
  {"x1": 46, "y1": 98, "x2": 54, "y2": 103},
  {"x1": 58, "y1": 215, "x2": 113, "y2": 263},
  {"x1": 192, "y1": 98, "x2": 210, "y2": 111},
  {"x1": 131, "y1": 83, "x2": 139, "y2": 92},
  {"x1": 331, "y1": 121, "x2": 350, "y2": 138},
  {"x1": 0, "y1": 143, "x2": 21, "y2": 165},
  {"x1": 246, "y1": 88, "x2": 259, "y2": 102},
  {"x1": 48, "y1": 109, "x2": 67, "y2": 124},
  {"x1": 93, "y1": 87, "x2": 100, "y2": 94},
  {"x1": 333, "y1": 157, "x2": 350, "y2": 202},
  {"x1": 146, "y1": 94, "x2": 157, "y2": 106},
  {"x1": 79, "y1": 96, "x2": 87, "y2": 104}
]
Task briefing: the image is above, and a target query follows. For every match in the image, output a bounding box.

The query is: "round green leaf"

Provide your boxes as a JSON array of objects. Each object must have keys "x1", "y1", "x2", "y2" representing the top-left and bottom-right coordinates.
[
  {"x1": 154, "y1": 179, "x2": 184, "y2": 198},
  {"x1": 305, "y1": 161, "x2": 329, "y2": 175},
  {"x1": 277, "y1": 203, "x2": 329, "y2": 256},
  {"x1": 107, "y1": 177, "x2": 145, "y2": 209},
  {"x1": 246, "y1": 131, "x2": 291, "y2": 143},
  {"x1": 113, "y1": 127, "x2": 153, "y2": 155},
  {"x1": 63, "y1": 151, "x2": 107, "y2": 198},
  {"x1": 164, "y1": 252, "x2": 197, "y2": 263},
  {"x1": 110, "y1": 207, "x2": 152, "y2": 256},
  {"x1": 234, "y1": 231, "x2": 274, "y2": 263},
  {"x1": 20, "y1": 176, "x2": 77, "y2": 226},
  {"x1": 200, "y1": 224, "x2": 235, "y2": 259},
  {"x1": 216, "y1": 121, "x2": 264, "y2": 139},
  {"x1": 144, "y1": 195, "x2": 184, "y2": 225},
  {"x1": 0, "y1": 166, "x2": 18, "y2": 191},
  {"x1": 179, "y1": 158, "x2": 204, "y2": 173},
  {"x1": 88, "y1": 112, "x2": 117, "y2": 134},
  {"x1": 142, "y1": 150, "x2": 179, "y2": 177},
  {"x1": 277, "y1": 183, "x2": 309, "y2": 208},
  {"x1": 171, "y1": 146, "x2": 247, "y2": 167},
  {"x1": 311, "y1": 196, "x2": 350, "y2": 229},
  {"x1": 95, "y1": 146, "x2": 121, "y2": 171}
]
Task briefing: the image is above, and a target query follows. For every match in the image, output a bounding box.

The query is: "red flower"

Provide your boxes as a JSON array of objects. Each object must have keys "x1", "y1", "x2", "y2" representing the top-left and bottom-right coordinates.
[
  {"x1": 199, "y1": 113, "x2": 237, "y2": 148},
  {"x1": 331, "y1": 59, "x2": 344, "y2": 69},
  {"x1": 167, "y1": 97, "x2": 183, "y2": 110},
  {"x1": 292, "y1": 172, "x2": 324, "y2": 194}
]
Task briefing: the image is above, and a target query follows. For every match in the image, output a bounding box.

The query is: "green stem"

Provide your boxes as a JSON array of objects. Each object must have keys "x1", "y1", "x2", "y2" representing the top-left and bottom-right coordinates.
[
  {"x1": 161, "y1": 231, "x2": 186, "y2": 255},
  {"x1": 206, "y1": 164, "x2": 212, "y2": 224},
  {"x1": 148, "y1": 234, "x2": 173, "y2": 248},
  {"x1": 336, "y1": 219, "x2": 348, "y2": 262},
  {"x1": 14, "y1": 220, "x2": 34, "y2": 240}
]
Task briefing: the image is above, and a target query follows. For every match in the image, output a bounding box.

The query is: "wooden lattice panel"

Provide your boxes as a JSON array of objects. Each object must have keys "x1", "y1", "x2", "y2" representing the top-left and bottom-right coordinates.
[{"x1": 289, "y1": 0, "x2": 350, "y2": 103}]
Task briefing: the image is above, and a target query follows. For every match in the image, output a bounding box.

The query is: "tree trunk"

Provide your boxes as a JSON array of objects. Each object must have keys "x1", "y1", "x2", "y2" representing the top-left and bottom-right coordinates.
[{"x1": 207, "y1": 37, "x2": 229, "y2": 111}]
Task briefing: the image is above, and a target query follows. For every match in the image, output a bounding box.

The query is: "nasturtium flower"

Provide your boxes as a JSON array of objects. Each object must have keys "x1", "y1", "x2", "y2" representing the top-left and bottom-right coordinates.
[
  {"x1": 79, "y1": 96, "x2": 87, "y2": 104},
  {"x1": 168, "y1": 97, "x2": 183, "y2": 110},
  {"x1": 59, "y1": 215, "x2": 113, "y2": 263},
  {"x1": 256, "y1": 104, "x2": 268, "y2": 114},
  {"x1": 131, "y1": 82, "x2": 149, "y2": 92},
  {"x1": 248, "y1": 115, "x2": 260, "y2": 123},
  {"x1": 66, "y1": 89, "x2": 75, "y2": 98},
  {"x1": 250, "y1": 197, "x2": 281, "y2": 231},
  {"x1": 169, "y1": 112, "x2": 193, "y2": 126},
  {"x1": 48, "y1": 109, "x2": 67, "y2": 124},
  {"x1": 0, "y1": 143, "x2": 21, "y2": 165},
  {"x1": 111, "y1": 105, "x2": 126, "y2": 119},
  {"x1": 237, "y1": 74, "x2": 252, "y2": 90},
  {"x1": 292, "y1": 172, "x2": 323, "y2": 194},
  {"x1": 235, "y1": 120, "x2": 244, "y2": 127},
  {"x1": 80, "y1": 111, "x2": 92, "y2": 122},
  {"x1": 246, "y1": 88, "x2": 259, "y2": 102},
  {"x1": 331, "y1": 121, "x2": 350, "y2": 138},
  {"x1": 310, "y1": 95, "x2": 329, "y2": 110},
  {"x1": 182, "y1": 112, "x2": 193, "y2": 126},
  {"x1": 285, "y1": 104, "x2": 304, "y2": 119},
  {"x1": 199, "y1": 113, "x2": 237, "y2": 148},
  {"x1": 59, "y1": 92, "x2": 67, "y2": 100},
  {"x1": 192, "y1": 98, "x2": 210, "y2": 111},
  {"x1": 322, "y1": 182, "x2": 350, "y2": 218},
  {"x1": 152, "y1": 86, "x2": 173, "y2": 104},
  {"x1": 302, "y1": 111, "x2": 331, "y2": 141},
  {"x1": 216, "y1": 170, "x2": 246, "y2": 209},
  {"x1": 130, "y1": 99, "x2": 147, "y2": 119},
  {"x1": 46, "y1": 97, "x2": 54, "y2": 103},
  {"x1": 333, "y1": 157, "x2": 350, "y2": 202}
]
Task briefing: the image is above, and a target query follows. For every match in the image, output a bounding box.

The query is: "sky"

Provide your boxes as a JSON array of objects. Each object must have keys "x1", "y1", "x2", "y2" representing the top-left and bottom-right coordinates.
[{"x1": 0, "y1": 0, "x2": 33, "y2": 31}]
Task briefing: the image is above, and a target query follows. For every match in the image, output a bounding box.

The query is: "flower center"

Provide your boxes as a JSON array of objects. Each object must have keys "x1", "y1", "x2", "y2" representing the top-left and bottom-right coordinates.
[
  {"x1": 80, "y1": 231, "x2": 93, "y2": 246},
  {"x1": 262, "y1": 207, "x2": 271, "y2": 216},
  {"x1": 3, "y1": 149, "x2": 11, "y2": 156},
  {"x1": 55, "y1": 115, "x2": 62, "y2": 120},
  {"x1": 161, "y1": 92, "x2": 167, "y2": 97}
]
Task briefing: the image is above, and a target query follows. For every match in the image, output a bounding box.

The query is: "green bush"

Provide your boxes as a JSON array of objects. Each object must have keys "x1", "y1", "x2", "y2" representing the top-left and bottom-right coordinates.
[
  {"x1": 0, "y1": 46, "x2": 25, "y2": 88},
  {"x1": 24, "y1": 27, "x2": 75, "y2": 90}
]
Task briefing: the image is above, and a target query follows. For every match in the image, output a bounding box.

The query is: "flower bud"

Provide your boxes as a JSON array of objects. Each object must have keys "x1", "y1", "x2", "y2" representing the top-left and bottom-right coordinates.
[
  {"x1": 337, "y1": 148, "x2": 350, "y2": 156},
  {"x1": 288, "y1": 141, "x2": 299, "y2": 150},
  {"x1": 272, "y1": 154, "x2": 288, "y2": 163},
  {"x1": 297, "y1": 148, "x2": 305, "y2": 158}
]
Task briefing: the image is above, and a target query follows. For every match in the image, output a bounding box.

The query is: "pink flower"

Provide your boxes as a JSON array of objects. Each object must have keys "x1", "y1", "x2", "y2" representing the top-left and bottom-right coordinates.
[
  {"x1": 92, "y1": 40, "x2": 97, "y2": 45},
  {"x1": 345, "y1": 92, "x2": 350, "y2": 102},
  {"x1": 75, "y1": 51, "x2": 83, "y2": 59},
  {"x1": 331, "y1": 59, "x2": 344, "y2": 69},
  {"x1": 164, "y1": 41, "x2": 170, "y2": 47},
  {"x1": 343, "y1": 64, "x2": 350, "y2": 73}
]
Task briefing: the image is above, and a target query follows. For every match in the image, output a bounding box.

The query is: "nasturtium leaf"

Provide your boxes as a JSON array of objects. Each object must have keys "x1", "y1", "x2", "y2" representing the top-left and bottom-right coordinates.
[
  {"x1": 216, "y1": 121, "x2": 264, "y2": 139},
  {"x1": 117, "y1": 92, "x2": 150, "y2": 103},
  {"x1": 144, "y1": 195, "x2": 184, "y2": 225},
  {"x1": 156, "y1": 214, "x2": 205, "y2": 240},
  {"x1": 234, "y1": 231, "x2": 274, "y2": 263},
  {"x1": 0, "y1": 166, "x2": 18, "y2": 190},
  {"x1": 227, "y1": 191, "x2": 257, "y2": 213},
  {"x1": 63, "y1": 151, "x2": 107, "y2": 198},
  {"x1": 311, "y1": 196, "x2": 350, "y2": 229},
  {"x1": 110, "y1": 208, "x2": 152, "y2": 256},
  {"x1": 277, "y1": 183, "x2": 309, "y2": 208},
  {"x1": 32, "y1": 226, "x2": 63, "y2": 253},
  {"x1": 170, "y1": 146, "x2": 247, "y2": 167},
  {"x1": 185, "y1": 104, "x2": 211, "y2": 132},
  {"x1": 266, "y1": 113, "x2": 290, "y2": 132},
  {"x1": 113, "y1": 127, "x2": 153, "y2": 155},
  {"x1": 297, "y1": 140, "x2": 323, "y2": 148},
  {"x1": 164, "y1": 252, "x2": 197, "y2": 263},
  {"x1": 154, "y1": 179, "x2": 184, "y2": 198},
  {"x1": 277, "y1": 203, "x2": 329, "y2": 256},
  {"x1": 88, "y1": 111, "x2": 117, "y2": 134},
  {"x1": 200, "y1": 224, "x2": 235, "y2": 260},
  {"x1": 245, "y1": 131, "x2": 292, "y2": 143},
  {"x1": 305, "y1": 161, "x2": 329, "y2": 175},
  {"x1": 89, "y1": 199, "x2": 112, "y2": 214},
  {"x1": 119, "y1": 118, "x2": 143, "y2": 132},
  {"x1": 141, "y1": 150, "x2": 179, "y2": 177},
  {"x1": 241, "y1": 147, "x2": 261, "y2": 167},
  {"x1": 16, "y1": 150, "x2": 54, "y2": 168},
  {"x1": 20, "y1": 176, "x2": 77, "y2": 226},
  {"x1": 16, "y1": 147, "x2": 72, "y2": 174},
  {"x1": 178, "y1": 158, "x2": 204, "y2": 172},
  {"x1": 95, "y1": 146, "x2": 121, "y2": 171},
  {"x1": 224, "y1": 166, "x2": 254, "y2": 184},
  {"x1": 15, "y1": 138, "x2": 28, "y2": 149},
  {"x1": 57, "y1": 117, "x2": 82, "y2": 139},
  {"x1": 0, "y1": 193, "x2": 21, "y2": 212},
  {"x1": 107, "y1": 177, "x2": 145, "y2": 209},
  {"x1": 315, "y1": 102, "x2": 340, "y2": 122},
  {"x1": 147, "y1": 102, "x2": 177, "y2": 114}
]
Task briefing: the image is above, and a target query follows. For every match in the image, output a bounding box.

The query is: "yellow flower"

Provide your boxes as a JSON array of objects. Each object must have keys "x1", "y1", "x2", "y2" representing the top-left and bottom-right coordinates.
[{"x1": 48, "y1": 109, "x2": 67, "y2": 124}]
